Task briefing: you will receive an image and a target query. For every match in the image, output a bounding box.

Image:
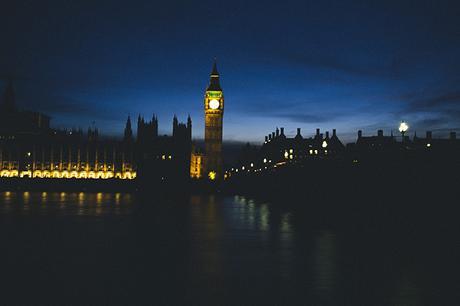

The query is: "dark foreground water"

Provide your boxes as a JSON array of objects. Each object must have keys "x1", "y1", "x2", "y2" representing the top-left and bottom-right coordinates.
[{"x1": 0, "y1": 191, "x2": 458, "y2": 305}]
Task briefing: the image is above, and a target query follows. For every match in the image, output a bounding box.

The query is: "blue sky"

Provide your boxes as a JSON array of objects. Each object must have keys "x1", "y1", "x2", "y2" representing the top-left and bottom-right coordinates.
[{"x1": 1, "y1": 0, "x2": 459, "y2": 143}]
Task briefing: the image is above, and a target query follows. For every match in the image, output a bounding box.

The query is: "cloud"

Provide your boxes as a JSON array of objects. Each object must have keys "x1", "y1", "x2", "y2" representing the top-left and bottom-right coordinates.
[
  {"x1": 281, "y1": 51, "x2": 405, "y2": 79},
  {"x1": 278, "y1": 113, "x2": 341, "y2": 124},
  {"x1": 405, "y1": 91, "x2": 460, "y2": 113},
  {"x1": 400, "y1": 90, "x2": 460, "y2": 129},
  {"x1": 19, "y1": 91, "x2": 122, "y2": 121}
]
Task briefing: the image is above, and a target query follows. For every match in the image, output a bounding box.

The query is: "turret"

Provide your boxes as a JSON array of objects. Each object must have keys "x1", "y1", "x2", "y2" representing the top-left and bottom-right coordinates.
[
  {"x1": 123, "y1": 116, "x2": 133, "y2": 142},
  {"x1": 173, "y1": 115, "x2": 178, "y2": 136},
  {"x1": 153, "y1": 114, "x2": 158, "y2": 138},
  {"x1": 2, "y1": 79, "x2": 16, "y2": 112},
  {"x1": 137, "y1": 115, "x2": 142, "y2": 142},
  {"x1": 187, "y1": 114, "x2": 192, "y2": 140}
]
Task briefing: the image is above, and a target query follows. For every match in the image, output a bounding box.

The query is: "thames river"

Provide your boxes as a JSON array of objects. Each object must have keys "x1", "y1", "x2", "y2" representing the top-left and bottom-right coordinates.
[{"x1": 0, "y1": 191, "x2": 457, "y2": 305}]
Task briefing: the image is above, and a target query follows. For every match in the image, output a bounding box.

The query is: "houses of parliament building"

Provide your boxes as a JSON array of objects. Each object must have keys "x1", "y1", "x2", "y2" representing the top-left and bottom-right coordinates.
[{"x1": 0, "y1": 62, "x2": 224, "y2": 182}]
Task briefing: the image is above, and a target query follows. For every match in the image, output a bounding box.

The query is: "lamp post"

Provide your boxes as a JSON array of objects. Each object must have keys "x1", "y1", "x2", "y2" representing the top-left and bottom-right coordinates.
[{"x1": 399, "y1": 121, "x2": 409, "y2": 143}]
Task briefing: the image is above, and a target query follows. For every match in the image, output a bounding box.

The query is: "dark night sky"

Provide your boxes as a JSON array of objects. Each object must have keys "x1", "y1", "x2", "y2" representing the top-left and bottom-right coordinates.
[{"x1": 1, "y1": 0, "x2": 459, "y2": 143}]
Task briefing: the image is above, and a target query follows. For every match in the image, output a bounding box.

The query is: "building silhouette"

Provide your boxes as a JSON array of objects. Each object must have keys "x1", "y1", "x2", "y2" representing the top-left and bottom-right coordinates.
[
  {"x1": 135, "y1": 114, "x2": 192, "y2": 183},
  {"x1": 0, "y1": 81, "x2": 192, "y2": 181},
  {"x1": 227, "y1": 127, "x2": 345, "y2": 177},
  {"x1": 227, "y1": 125, "x2": 460, "y2": 179}
]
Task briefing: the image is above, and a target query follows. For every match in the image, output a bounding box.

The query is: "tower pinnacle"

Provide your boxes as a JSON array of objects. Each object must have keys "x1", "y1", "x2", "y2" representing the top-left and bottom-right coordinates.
[{"x1": 207, "y1": 60, "x2": 222, "y2": 91}]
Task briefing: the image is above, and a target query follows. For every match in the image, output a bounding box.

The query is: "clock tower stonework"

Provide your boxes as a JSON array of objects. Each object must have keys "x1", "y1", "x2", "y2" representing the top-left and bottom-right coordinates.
[{"x1": 204, "y1": 61, "x2": 224, "y2": 180}]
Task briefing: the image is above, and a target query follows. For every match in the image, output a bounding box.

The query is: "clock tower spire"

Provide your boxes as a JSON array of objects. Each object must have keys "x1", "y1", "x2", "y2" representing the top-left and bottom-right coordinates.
[{"x1": 204, "y1": 60, "x2": 224, "y2": 180}]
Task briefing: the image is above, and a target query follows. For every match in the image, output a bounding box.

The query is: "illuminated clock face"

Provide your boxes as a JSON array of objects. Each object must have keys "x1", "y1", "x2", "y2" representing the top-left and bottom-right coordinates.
[{"x1": 209, "y1": 99, "x2": 220, "y2": 110}]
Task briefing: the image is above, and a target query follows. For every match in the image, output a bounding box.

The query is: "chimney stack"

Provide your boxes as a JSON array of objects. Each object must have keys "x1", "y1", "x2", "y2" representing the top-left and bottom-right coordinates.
[
  {"x1": 272, "y1": 132, "x2": 275, "y2": 139},
  {"x1": 325, "y1": 131, "x2": 329, "y2": 139},
  {"x1": 332, "y1": 129, "x2": 337, "y2": 137},
  {"x1": 265, "y1": 136, "x2": 268, "y2": 142},
  {"x1": 358, "y1": 130, "x2": 362, "y2": 139},
  {"x1": 280, "y1": 127, "x2": 285, "y2": 136},
  {"x1": 268, "y1": 134, "x2": 272, "y2": 140},
  {"x1": 276, "y1": 128, "x2": 279, "y2": 137},
  {"x1": 316, "y1": 128, "x2": 320, "y2": 137}
]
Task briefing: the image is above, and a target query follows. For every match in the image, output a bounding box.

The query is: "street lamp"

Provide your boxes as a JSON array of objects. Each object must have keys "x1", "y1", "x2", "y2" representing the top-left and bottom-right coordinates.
[{"x1": 399, "y1": 121, "x2": 409, "y2": 142}]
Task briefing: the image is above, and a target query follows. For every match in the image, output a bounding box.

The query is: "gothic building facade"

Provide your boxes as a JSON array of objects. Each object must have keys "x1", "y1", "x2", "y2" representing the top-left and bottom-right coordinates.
[{"x1": 0, "y1": 81, "x2": 193, "y2": 181}]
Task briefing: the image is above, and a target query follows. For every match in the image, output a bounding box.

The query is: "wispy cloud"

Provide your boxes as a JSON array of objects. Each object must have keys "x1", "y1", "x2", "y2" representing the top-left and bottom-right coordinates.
[
  {"x1": 281, "y1": 51, "x2": 405, "y2": 79},
  {"x1": 404, "y1": 91, "x2": 460, "y2": 113},
  {"x1": 278, "y1": 112, "x2": 343, "y2": 124}
]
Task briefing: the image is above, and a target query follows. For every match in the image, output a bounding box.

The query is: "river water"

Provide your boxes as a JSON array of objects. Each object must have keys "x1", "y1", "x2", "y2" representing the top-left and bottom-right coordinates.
[{"x1": 0, "y1": 191, "x2": 458, "y2": 305}]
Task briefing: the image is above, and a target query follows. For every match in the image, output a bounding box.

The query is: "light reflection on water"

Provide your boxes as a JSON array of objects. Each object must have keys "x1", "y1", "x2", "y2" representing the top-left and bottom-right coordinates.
[
  {"x1": 0, "y1": 192, "x2": 433, "y2": 304},
  {"x1": 0, "y1": 191, "x2": 134, "y2": 216}
]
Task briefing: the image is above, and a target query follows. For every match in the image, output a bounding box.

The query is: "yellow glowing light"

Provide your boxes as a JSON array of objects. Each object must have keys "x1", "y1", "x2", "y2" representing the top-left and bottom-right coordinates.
[
  {"x1": 322, "y1": 140, "x2": 328, "y2": 148},
  {"x1": 250, "y1": 163, "x2": 254, "y2": 167},
  {"x1": 209, "y1": 99, "x2": 220, "y2": 110},
  {"x1": 426, "y1": 143, "x2": 431, "y2": 147},
  {"x1": 242, "y1": 166, "x2": 245, "y2": 170},
  {"x1": 309, "y1": 149, "x2": 313, "y2": 154},
  {"x1": 399, "y1": 121, "x2": 409, "y2": 133},
  {"x1": 284, "y1": 151, "x2": 289, "y2": 159},
  {"x1": 314, "y1": 150, "x2": 318, "y2": 155},
  {"x1": 27, "y1": 152, "x2": 31, "y2": 157},
  {"x1": 1, "y1": 169, "x2": 135, "y2": 180},
  {"x1": 289, "y1": 149, "x2": 293, "y2": 153},
  {"x1": 20, "y1": 170, "x2": 32, "y2": 178},
  {"x1": 208, "y1": 171, "x2": 216, "y2": 180},
  {"x1": 263, "y1": 158, "x2": 267, "y2": 163}
]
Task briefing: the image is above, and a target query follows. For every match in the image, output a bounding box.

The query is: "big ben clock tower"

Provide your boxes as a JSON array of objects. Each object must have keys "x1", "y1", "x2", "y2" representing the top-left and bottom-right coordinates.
[{"x1": 204, "y1": 60, "x2": 224, "y2": 180}]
